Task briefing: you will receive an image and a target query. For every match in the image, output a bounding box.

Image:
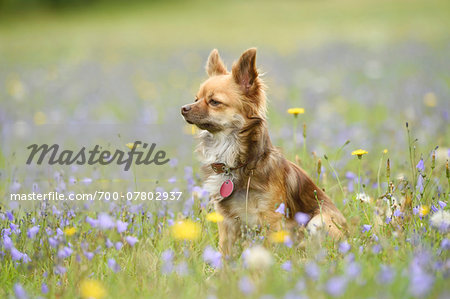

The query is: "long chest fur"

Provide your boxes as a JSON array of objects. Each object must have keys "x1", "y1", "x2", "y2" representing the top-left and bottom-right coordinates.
[{"x1": 198, "y1": 131, "x2": 275, "y2": 227}]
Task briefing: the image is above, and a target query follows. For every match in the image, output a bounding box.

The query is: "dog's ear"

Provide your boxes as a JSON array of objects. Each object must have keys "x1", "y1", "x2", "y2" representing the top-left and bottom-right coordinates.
[
  {"x1": 232, "y1": 48, "x2": 259, "y2": 96},
  {"x1": 206, "y1": 49, "x2": 228, "y2": 77}
]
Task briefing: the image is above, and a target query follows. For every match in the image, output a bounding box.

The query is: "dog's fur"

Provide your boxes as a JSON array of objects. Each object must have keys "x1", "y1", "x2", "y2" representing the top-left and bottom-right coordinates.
[{"x1": 181, "y1": 48, "x2": 346, "y2": 255}]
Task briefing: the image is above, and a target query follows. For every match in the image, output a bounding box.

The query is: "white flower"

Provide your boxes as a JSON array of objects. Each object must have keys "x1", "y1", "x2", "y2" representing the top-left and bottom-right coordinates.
[
  {"x1": 430, "y1": 210, "x2": 450, "y2": 232},
  {"x1": 242, "y1": 245, "x2": 273, "y2": 270},
  {"x1": 356, "y1": 193, "x2": 371, "y2": 203}
]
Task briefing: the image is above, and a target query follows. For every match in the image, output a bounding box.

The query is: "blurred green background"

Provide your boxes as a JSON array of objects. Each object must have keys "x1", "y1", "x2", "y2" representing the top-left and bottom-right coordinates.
[{"x1": 1, "y1": 0, "x2": 449, "y2": 63}]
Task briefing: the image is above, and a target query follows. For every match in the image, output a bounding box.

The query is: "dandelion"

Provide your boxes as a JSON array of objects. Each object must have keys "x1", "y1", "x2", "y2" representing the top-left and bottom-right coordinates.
[
  {"x1": 429, "y1": 210, "x2": 450, "y2": 232},
  {"x1": 419, "y1": 206, "x2": 430, "y2": 217},
  {"x1": 171, "y1": 220, "x2": 201, "y2": 240},
  {"x1": 206, "y1": 212, "x2": 224, "y2": 223},
  {"x1": 383, "y1": 149, "x2": 388, "y2": 154},
  {"x1": 351, "y1": 149, "x2": 368, "y2": 158},
  {"x1": 352, "y1": 149, "x2": 368, "y2": 196},
  {"x1": 288, "y1": 108, "x2": 305, "y2": 152},
  {"x1": 269, "y1": 230, "x2": 290, "y2": 243},
  {"x1": 287, "y1": 108, "x2": 305, "y2": 116},
  {"x1": 64, "y1": 227, "x2": 77, "y2": 236},
  {"x1": 79, "y1": 279, "x2": 106, "y2": 299},
  {"x1": 126, "y1": 142, "x2": 140, "y2": 150},
  {"x1": 243, "y1": 246, "x2": 273, "y2": 270}
]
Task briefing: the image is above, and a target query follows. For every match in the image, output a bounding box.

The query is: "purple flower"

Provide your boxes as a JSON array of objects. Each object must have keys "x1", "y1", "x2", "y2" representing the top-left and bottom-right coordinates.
[
  {"x1": 83, "y1": 251, "x2": 94, "y2": 260},
  {"x1": 393, "y1": 209, "x2": 403, "y2": 217},
  {"x1": 385, "y1": 217, "x2": 392, "y2": 224},
  {"x1": 3, "y1": 235, "x2": 13, "y2": 250},
  {"x1": 86, "y1": 216, "x2": 99, "y2": 227},
  {"x1": 371, "y1": 234, "x2": 379, "y2": 242},
  {"x1": 168, "y1": 176, "x2": 177, "y2": 184},
  {"x1": 346, "y1": 262, "x2": 361, "y2": 278},
  {"x1": 108, "y1": 258, "x2": 121, "y2": 273},
  {"x1": 105, "y1": 238, "x2": 113, "y2": 248},
  {"x1": 11, "y1": 247, "x2": 23, "y2": 261},
  {"x1": 372, "y1": 244, "x2": 382, "y2": 254},
  {"x1": 14, "y1": 283, "x2": 28, "y2": 299},
  {"x1": 438, "y1": 200, "x2": 446, "y2": 209},
  {"x1": 116, "y1": 220, "x2": 128, "y2": 233},
  {"x1": 161, "y1": 250, "x2": 174, "y2": 274},
  {"x1": 413, "y1": 206, "x2": 419, "y2": 215},
  {"x1": 54, "y1": 265, "x2": 66, "y2": 275},
  {"x1": 176, "y1": 262, "x2": 189, "y2": 276},
  {"x1": 115, "y1": 242, "x2": 123, "y2": 250},
  {"x1": 362, "y1": 224, "x2": 372, "y2": 233},
  {"x1": 281, "y1": 261, "x2": 292, "y2": 272},
  {"x1": 339, "y1": 241, "x2": 351, "y2": 254},
  {"x1": 275, "y1": 203, "x2": 286, "y2": 215},
  {"x1": 431, "y1": 205, "x2": 438, "y2": 213},
  {"x1": 305, "y1": 262, "x2": 320, "y2": 281},
  {"x1": 27, "y1": 226, "x2": 40, "y2": 239},
  {"x1": 203, "y1": 246, "x2": 222, "y2": 269},
  {"x1": 98, "y1": 213, "x2": 115, "y2": 230},
  {"x1": 377, "y1": 265, "x2": 395, "y2": 284},
  {"x1": 441, "y1": 238, "x2": 450, "y2": 250},
  {"x1": 295, "y1": 212, "x2": 310, "y2": 226},
  {"x1": 239, "y1": 276, "x2": 254, "y2": 295},
  {"x1": 48, "y1": 237, "x2": 58, "y2": 248},
  {"x1": 41, "y1": 283, "x2": 48, "y2": 294},
  {"x1": 416, "y1": 175, "x2": 424, "y2": 194},
  {"x1": 57, "y1": 246, "x2": 73, "y2": 259},
  {"x1": 22, "y1": 254, "x2": 31, "y2": 263},
  {"x1": 326, "y1": 276, "x2": 347, "y2": 297},
  {"x1": 409, "y1": 262, "x2": 434, "y2": 297},
  {"x1": 125, "y1": 236, "x2": 138, "y2": 246},
  {"x1": 416, "y1": 159, "x2": 425, "y2": 172},
  {"x1": 6, "y1": 211, "x2": 14, "y2": 221}
]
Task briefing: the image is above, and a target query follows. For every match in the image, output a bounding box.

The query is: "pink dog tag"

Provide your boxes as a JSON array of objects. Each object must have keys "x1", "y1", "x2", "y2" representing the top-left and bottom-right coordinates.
[{"x1": 220, "y1": 180, "x2": 234, "y2": 198}]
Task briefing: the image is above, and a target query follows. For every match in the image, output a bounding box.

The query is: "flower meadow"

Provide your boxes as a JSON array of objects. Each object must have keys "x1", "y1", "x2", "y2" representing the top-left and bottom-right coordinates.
[{"x1": 1, "y1": 2, "x2": 450, "y2": 298}]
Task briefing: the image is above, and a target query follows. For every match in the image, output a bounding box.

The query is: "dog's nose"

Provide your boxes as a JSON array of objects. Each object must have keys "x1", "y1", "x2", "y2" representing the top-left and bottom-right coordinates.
[{"x1": 181, "y1": 105, "x2": 192, "y2": 115}]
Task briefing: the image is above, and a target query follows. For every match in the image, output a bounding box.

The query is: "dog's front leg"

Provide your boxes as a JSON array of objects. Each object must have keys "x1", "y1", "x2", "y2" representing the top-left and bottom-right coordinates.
[{"x1": 218, "y1": 218, "x2": 240, "y2": 257}]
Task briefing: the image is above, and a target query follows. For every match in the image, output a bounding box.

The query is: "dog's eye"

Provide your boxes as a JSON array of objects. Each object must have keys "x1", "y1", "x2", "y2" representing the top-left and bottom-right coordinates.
[
  {"x1": 209, "y1": 99, "x2": 220, "y2": 106},
  {"x1": 194, "y1": 98, "x2": 199, "y2": 102}
]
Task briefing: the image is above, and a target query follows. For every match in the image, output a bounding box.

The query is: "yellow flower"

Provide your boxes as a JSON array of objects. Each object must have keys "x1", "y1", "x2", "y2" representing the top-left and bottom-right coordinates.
[
  {"x1": 269, "y1": 230, "x2": 290, "y2": 243},
  {"x1": 80, "y1": 279, "x2": 106, "y2": 299},
  {"x1": 64, "y1": 227, "x2": 77, "y2": 236},
  {"x1": 383, "y1": 149, "x2": 388, "y2": 154},
  {"x1": 171, "y1": 220, "x2": 201, "y2": 240},
  {"x1": 287, "y1": 108, "x2": 305, "y2": 116},
  {"x1": 419, "y1": 205, "x2": 430, "y2": 217},
  {"x1": 206, "y1": 212, "x2": 224, "y2": 223},
  {"x1": 33, "y1": 111, "x2": 47, "y2": 125},
  {"x1": 351, "y1": 149, "x2": 368, "y2": 158},
  {"x1": 126, "y1": 142, "x2": 140, "y2": 150}
]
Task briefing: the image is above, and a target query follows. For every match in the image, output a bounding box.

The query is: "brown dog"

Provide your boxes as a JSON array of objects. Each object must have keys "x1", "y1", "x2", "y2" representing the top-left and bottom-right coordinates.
[{"x1": 181, "y1": 48, "x2": 346, "y2": 255}]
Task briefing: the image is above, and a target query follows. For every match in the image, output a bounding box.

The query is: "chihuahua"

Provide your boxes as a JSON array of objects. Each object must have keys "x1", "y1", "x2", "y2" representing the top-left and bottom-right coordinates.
[{"x1": 182, "y1": 48, "x2": 346, "y2": 255}]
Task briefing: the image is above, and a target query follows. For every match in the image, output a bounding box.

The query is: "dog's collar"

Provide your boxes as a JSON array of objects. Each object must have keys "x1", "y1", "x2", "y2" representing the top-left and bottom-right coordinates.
[{"x1": 210, "y1": 162, "x2": 246, "y2": 175}]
